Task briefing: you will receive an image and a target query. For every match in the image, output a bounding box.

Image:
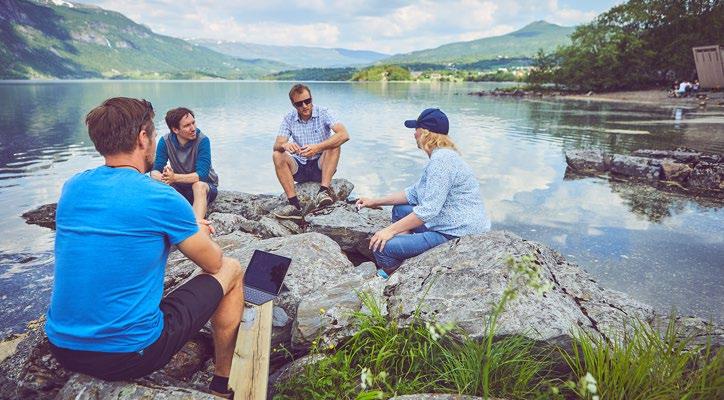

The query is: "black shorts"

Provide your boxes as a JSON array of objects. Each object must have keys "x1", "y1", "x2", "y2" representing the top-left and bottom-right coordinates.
[
  {"x1": 292, "y1": 157, "x2": 322, "y2": 183},
  {"x1": 49, "y1": 274, "x2": 223, "y2": 381},
  {"x1": 172, "y1": 182, "x2": 218, "y2": 205}
]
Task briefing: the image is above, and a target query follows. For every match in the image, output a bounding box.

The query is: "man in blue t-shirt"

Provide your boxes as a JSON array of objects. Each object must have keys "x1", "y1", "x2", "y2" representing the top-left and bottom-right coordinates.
[
  {"x1": 46, "y1": 97, "x2": 242, "y2": 398},
  {"x1": 151, "y1": 107, "x2": 218, "y2": 221}
]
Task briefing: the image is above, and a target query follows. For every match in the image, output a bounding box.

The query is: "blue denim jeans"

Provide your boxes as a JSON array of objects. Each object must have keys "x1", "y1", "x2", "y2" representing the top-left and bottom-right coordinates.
[{"x1": 373, "y1": 204, "x2": 455, "y2": 272}]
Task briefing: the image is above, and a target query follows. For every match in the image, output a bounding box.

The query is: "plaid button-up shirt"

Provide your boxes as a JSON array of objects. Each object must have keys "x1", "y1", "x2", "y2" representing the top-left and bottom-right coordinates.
[{"x1": 277, "y1": 106, "x2": 338, "y2": 164}]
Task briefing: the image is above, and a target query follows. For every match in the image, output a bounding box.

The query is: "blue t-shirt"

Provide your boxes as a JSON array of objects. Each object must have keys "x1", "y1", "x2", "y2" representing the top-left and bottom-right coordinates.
[{"x1": 46, "y1": 166, "x2": 198, "y2": 352}]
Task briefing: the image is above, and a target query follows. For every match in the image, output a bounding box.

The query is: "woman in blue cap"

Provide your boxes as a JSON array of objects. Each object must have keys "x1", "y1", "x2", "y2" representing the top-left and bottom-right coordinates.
[{"x1": 356, "y1": 108, "x2": 491, "y2": 278}]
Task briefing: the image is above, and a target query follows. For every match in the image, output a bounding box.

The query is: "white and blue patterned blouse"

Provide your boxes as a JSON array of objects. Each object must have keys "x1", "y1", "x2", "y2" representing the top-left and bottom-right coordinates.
[
  {"x1": 277, "y1": 105, "x2": 338, "y2": 164},
  {"x1": 405, "y1": 148, "x2": 491, "y2": 237}
]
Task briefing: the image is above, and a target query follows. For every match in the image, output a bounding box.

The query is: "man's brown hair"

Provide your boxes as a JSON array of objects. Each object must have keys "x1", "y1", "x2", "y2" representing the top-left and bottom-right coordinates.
[
  {"x1": 165, "y1": 107, "x2": 195, "y2": 131},
  {"x1": 288, "y1": 84, "x2": 311, "y2": 101},
  {"x1": 85, "y1": 97, "x2": 154, "y2": 156}
]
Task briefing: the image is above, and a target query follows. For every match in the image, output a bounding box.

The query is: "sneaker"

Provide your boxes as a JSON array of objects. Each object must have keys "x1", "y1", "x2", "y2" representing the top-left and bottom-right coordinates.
[
  {"x1": 315, "y1": 188, "x2": 335, "y2": 209},
  {"x1": 273, "y1": 204, "x2": 304, "y2": 220},
  {"x1": 376, "y1": 269, "x2": 390, "y2": 280}
]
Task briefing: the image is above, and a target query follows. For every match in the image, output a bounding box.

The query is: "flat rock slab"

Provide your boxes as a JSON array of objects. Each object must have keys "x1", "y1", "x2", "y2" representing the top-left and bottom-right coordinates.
[
  {"x1": 56, "y1": 373, "x2": 217, "y2": 400},
  {"x1": 385, "y1": 231, "x2": 654, "y2": 344},
  {"x1": 305, "y1": 202, "x2": 389, "y2": 259}
]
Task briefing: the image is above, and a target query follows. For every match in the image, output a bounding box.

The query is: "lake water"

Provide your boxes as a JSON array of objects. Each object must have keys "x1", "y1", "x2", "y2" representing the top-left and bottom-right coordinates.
[{"x1": 0, "y1": 81, "x2": 722, "y2": 338}]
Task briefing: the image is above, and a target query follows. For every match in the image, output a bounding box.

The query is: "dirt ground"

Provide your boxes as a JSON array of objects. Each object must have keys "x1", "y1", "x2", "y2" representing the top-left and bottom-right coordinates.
[{"x1": 559, "y1": 89, "x2": 724, "y2": 108}]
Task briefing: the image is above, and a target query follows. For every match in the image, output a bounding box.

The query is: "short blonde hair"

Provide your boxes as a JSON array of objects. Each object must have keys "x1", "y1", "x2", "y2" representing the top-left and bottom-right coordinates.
[{"x1": 418, "y1": 128, "x2": 458, "y2": 154}]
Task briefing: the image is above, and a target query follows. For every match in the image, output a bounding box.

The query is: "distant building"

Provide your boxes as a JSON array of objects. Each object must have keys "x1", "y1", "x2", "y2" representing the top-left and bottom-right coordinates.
[{"x1": 692, "y1": 45, "x2": 724, "y2": 89}]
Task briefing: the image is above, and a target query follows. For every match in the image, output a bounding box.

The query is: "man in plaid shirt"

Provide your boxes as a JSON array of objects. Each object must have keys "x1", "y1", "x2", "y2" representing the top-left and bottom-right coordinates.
[{"x1": 272, "y1": 84, "x2": 350, "y2": 220}]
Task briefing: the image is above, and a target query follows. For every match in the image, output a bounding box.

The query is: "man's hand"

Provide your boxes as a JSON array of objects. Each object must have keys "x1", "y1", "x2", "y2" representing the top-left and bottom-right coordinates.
[
  {"x1": 299, "y1": 143, "x2": 321, "y2": 158},
  {"x1": 282, "y1": 142, "x2": 302, "y2": 154},
  {"x1": 197, "y1": 219, "x2": 215, "y2": 236},
  {"x1": 162, "y1": 165, "x2": 175, "y2": 184},
  {"x1": 369, "y1": 226, "x2": 396, "y2": 253},
  {"x1": 356, "y1": 197, "x2": 376, "y2": 210}
]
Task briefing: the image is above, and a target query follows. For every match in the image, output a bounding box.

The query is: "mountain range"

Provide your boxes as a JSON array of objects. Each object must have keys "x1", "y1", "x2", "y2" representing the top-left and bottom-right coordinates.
[
  {"x1": 0, "y1": 0, "x2": 288, "y2": 79},
  {"x1": 191, "y1": 40, "x2": 389, "y2": 69},
  {"x1": 0, "y1": 0, "x2": 575, "y2": 79}
]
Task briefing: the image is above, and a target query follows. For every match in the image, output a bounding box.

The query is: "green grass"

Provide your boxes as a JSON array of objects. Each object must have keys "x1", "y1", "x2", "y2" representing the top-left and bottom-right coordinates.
[
  {"x1": 561, "y1": 317, "x2": 724, "y2": 400},
  {"x1": 273, "y1": 256, "x2": 723, "y2": 399}
]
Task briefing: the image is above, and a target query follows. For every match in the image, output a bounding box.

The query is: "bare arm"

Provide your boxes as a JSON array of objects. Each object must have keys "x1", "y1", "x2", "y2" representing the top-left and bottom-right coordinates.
[
  {"x1": 356, "y1": 191, "x2": 409, "y2": 208},
  {"x1": 273, "y1": 135, "x2": 301, "y2": 153},
  {"x1": 176, "y1": 229, "x2": 223, "y2": 274},
  {"x1": 298, "y1": 122, "x2": 350, "y2": 158}
]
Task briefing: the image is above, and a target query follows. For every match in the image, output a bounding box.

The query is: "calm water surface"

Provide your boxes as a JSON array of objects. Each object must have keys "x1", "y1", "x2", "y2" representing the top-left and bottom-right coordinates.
[{"x1": 0, "y1": 81, "x2": 722, "y2": 337}]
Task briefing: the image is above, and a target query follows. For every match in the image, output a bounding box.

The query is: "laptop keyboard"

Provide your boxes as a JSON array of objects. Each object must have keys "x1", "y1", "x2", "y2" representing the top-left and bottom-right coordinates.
[{"x1": 245, "y1": 286, "x2": 272, "y2": 305}]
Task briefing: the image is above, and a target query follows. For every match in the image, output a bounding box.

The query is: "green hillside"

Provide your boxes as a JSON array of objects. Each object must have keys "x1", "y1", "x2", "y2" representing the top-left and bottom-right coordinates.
[
  {"x1": 0, "y1": 0, "x2": 289, "y2": 79},
  {"x1": 382, "y1": 21, "x2": 575, "y2": 66},
  {"x1": 192, "y1": 40, "x2": 389, "y2": 69}
]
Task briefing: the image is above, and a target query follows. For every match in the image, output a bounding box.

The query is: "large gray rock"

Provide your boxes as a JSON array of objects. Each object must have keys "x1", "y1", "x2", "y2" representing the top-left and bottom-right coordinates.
[
  {"x1": 385, "y1": 231, "x2": 654, "y2": 344},
  {"x1": 632, "y1": 149, "x2": 700, "y2": 163},
  {"x1": 283, "y1": 179, "x2": 355, "y2": 214},
  {"x1": 565, "y1": 149, "x2": 612, "y2": 173},
  {"x1": 688, "y1": 162, "x2": 724, "y2": 193},
  {"x1": 55, "y1": 373, "x2": 217, "y2": 400},
  {"x1": 610, "y1": 155, "x2": 661, "y2": 181},
  {"x1": 305, "y1": 202, "x2": 389, "y2": 259},
  {"x1": 221, "y1": 232, "x2": 358, "y2": 361},
  {"x1": 292, "y1": 272, "x2": 386, "y2": 348}
]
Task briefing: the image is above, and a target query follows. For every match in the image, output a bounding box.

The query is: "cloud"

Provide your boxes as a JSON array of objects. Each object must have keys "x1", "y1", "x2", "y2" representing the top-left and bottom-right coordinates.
[{"x1": 82, "y1": 0, "x2": 617, "y2": 53}]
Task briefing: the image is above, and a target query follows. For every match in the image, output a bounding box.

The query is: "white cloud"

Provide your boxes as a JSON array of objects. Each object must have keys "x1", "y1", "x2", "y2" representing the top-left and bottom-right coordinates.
[{"x1": 82, "y1": 0, "x2": 618, "y2": 53}]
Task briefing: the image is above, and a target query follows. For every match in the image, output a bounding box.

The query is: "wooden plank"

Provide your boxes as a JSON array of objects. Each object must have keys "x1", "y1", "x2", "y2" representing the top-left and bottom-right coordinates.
[{"x1": 229, "y1": 301, "x2": 273, "y2": 400}]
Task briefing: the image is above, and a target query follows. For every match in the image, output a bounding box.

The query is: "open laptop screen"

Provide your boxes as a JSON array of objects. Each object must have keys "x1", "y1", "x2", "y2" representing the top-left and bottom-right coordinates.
[{"x1": 245, "y1": 250, "x2": 291, "y2": 294}]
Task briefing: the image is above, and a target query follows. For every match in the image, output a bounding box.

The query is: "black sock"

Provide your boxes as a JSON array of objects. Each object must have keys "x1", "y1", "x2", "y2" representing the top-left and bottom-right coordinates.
[
  {"x1": 209, "y1": 375, "x2": 231, "y2": 394},
  {"x1": 288, "y1": 196, "x2": 301, "y2": 209},
  {"x1": 318, "y1": 186, "x2": 330, "y2": 194}
]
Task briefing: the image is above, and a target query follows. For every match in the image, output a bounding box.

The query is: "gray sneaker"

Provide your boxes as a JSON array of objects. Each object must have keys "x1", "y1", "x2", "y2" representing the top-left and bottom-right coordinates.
[
  {"x1": 273, "y1": 204, "x2": 304, "y2": 220},
  {"x1": 315, "y1": 189, "x2": 334, "y2": 209}
]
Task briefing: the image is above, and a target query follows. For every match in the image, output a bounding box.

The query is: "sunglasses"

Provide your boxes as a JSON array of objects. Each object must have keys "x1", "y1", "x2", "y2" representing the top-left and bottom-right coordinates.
[
  {"x1": 292, "y1": 97, "x2": 312, "y2": 108},
  {"x1": 138, "y1": 99, "x2": 154, "y2": 133}
]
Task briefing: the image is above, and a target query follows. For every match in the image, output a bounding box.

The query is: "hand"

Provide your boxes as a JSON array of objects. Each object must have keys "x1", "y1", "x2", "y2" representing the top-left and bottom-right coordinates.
[
  {"x1": 197, "y1": 219, "x2": 215, "y2": 236},
  {"x1": 299, "y1": 143, "x2": 321, "y2": 158},
  {"x1": 355, "y1": 197, "x2": 383, "y2": 211},
  {"x1": 162, "y1": 165, "x2": 175, "y2": 184},
  {"x1": 369, "y1": 227, "x2": 396, "y2": 253},
  {"x1": 355, "y1": 197, "x2": 376, "y2": 210},
  {"x1": 282, "y1": 142, "x2": 302, "y2": 154}
]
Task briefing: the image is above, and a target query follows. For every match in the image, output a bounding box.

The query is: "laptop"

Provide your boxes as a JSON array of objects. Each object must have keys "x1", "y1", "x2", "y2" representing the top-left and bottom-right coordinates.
[{"x1": 243, "y1": 250, "x2": 292, "y2": 305}]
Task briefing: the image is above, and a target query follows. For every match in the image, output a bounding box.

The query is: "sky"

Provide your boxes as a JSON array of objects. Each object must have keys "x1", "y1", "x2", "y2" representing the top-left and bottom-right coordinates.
[{"x1": 79, "y1": 0, "x2": 623, "y2": 54}]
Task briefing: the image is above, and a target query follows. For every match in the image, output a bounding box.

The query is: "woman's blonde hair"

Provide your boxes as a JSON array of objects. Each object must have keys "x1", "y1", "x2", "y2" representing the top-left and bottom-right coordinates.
[{"x1": 418, "y1": 128, "x2": 458, "y2": 153}]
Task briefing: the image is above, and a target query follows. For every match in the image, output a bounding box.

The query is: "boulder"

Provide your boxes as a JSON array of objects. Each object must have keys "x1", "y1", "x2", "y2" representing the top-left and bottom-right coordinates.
[
  {"x1": 21, "y1": 203, "x2": 57, "y2": 230},
  {"x1": 205, "y1": 212, "x2": 245, "y2": 236},
  {"x1": 610, "y1": 155, "x2": 661, "y2": 181},
  {"x1": 305, "y1": 202, "x2": 389, "y2": 259},
  {"x1": 282, "y1": 179, "x2": 354, "y2": 213},
  {"x1": 632, "y1": 149, "x2": 700, "y2": 164},
  {"x1": 688, "y1": 162, "x2": 724, "y2": 193},
  {"x1": 208, "y1": 191, "x2": 283, "y2": 221},
  {"x1": 385, "y1": 231, "x2": 654, "y2": 344},
  {"x1": 292, "y1": 272, "x2": 386, "y2": 348},
  {"x1": 221, "y1": 232, "x2": 358, "y2": 361},
  {"x1": 565, "y1": 149, "x2": 612, "y2": 173},
  {"x1": 659, "y1": 160, "x2": 692, "y2": 182},
  {"x1": 55, "y1": 373, "x2": 217, "y2": 400}
]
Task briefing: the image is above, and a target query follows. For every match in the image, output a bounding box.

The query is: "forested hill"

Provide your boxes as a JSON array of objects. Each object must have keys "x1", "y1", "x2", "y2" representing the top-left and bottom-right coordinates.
[
  {"x1": 0, "y1": 0, "x2": 289, "y2": 79},
  {"x1": 381, "y1": 21, "x2": 575, "y2": 66}
]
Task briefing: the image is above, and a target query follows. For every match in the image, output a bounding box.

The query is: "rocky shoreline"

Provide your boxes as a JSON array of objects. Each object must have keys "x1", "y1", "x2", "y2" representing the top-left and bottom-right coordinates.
[
  {"x1": 3, "y1": 179, "x2": 722, "y2": 399},
  {"x1": 565, "y1": 148, "x2": 724, "y2": 200}
]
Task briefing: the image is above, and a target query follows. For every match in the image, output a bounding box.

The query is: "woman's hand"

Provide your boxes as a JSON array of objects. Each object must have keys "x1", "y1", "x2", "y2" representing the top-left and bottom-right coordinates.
[
  {"x1": 355, "y1": 197, "x2": 377, "y2": 210},
  {"x1": 369, "y1": 226, "x2": 396, "y2": 252}
]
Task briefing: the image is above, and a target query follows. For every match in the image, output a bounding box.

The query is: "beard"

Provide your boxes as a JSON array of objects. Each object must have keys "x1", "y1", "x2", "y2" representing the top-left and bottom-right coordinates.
[{"x1": 143, "y1": 146, "x2": 154, "y2": 173}]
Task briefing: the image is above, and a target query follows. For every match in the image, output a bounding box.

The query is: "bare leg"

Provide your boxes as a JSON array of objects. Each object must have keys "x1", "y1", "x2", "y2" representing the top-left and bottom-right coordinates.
[
  {"x1": 273, "y1": 151, "x2": 298, "y2": 198},
  {"x1": 207, "y1": 256, "x2": 244, "y2": 378},
  {"x1": 191, "y1": 181, "x2": 210, "y2": 220},
  {"x1": 318, "y1": 146, "x2": 340, "y2": 188}
]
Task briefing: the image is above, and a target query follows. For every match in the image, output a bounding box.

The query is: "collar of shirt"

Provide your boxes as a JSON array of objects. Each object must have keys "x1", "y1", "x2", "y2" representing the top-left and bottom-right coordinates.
[
  {"x1": 295, "y1": 105, "x2": 319, "y2": 123},
  {"x1": 170, "y1": 128, "x2": 200, "y2": 148}
]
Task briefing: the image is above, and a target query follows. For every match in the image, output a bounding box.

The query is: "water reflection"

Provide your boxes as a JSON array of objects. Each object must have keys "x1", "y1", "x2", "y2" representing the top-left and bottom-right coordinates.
[{"x1": 0, "y1": 81, "x2": 721, "y2": 337}]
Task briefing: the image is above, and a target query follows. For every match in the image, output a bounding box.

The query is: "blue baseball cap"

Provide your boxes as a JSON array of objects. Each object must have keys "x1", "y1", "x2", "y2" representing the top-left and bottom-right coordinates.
[{"x1": 404, "y1": 108, "x2": 449, "y2": 134}]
